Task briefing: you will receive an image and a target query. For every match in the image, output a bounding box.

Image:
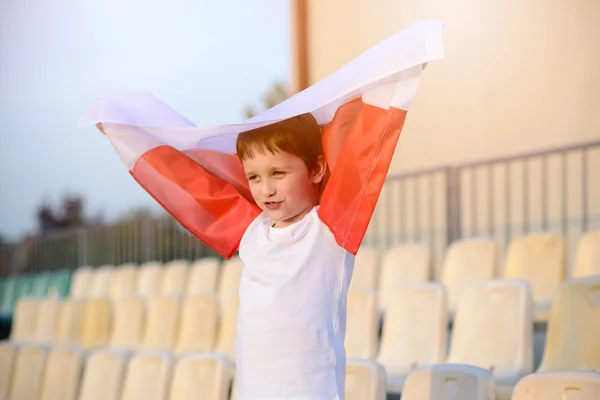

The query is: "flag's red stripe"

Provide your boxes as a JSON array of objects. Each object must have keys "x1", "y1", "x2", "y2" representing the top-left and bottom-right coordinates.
[
  {"x1": 131, "y1": 146, "x2": 260, "y2": 259},
  {"x1": 319, "y1": 101, "x2": 407, "y2": 255}
]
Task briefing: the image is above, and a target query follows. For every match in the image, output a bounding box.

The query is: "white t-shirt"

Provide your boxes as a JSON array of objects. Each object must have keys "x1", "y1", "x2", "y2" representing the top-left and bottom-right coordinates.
[{"x1": 235, "y1": 205, "x2": 355, "y2": 400}]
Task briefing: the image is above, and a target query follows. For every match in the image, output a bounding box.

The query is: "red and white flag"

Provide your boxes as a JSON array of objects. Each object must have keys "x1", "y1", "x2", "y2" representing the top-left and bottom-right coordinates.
[{"x1": 79, "y1": 19, "x2": 445, "y2": 259}]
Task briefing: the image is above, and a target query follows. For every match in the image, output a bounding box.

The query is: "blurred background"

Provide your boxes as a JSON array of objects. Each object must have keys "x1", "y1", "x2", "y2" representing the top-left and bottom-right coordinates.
[{"x1": 0, "y1": 1, "x2": 598, "y2": 399}]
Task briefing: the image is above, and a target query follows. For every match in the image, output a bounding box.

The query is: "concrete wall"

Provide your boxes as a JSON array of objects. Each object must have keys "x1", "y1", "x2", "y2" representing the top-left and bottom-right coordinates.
[{"x1": 297, "y1": 0, "x2": 600, "y2": 273}]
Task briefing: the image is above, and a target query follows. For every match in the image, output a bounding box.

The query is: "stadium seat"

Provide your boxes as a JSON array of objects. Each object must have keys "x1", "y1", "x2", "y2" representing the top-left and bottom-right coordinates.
[
  {"x1": 78, "y1": 349, "x2": 129, "y2": 400},
  {"x1": 136, "y1": 261, "x2": 163, "y2": 298},
  {"x1": 34, "y1": 297, "x2": 62, "y2": 344},
  {"x1": 15, "y1": 274, "x2": 33, "y2": 299},
  {"x1": 38, "y1": 346, "x2": 83, "y2": 400},
  {"x1": 110, "y1": 295, "x2": 146, "y2": 351},
  {"x1": 80, "y1": 297, "x2": 112, "y2": 351},
  {"x1": 0, "y1": 341, "x2": 17, "y2": 399},
  {"x1": 8, "y1": 344, "x2": 49, "y2": 400},
  {"x1": 503, "y1": 233, "x2": 566, "y2": 322},
  {"x1": 447, "y1": 280, "x2": 533, "y2": 399},
  {"x1": 120, "y1": 350, "x2": 174, "y2": 400},
  {"x1": 218, "y1": 256, "x2": 243, "y2": 313},
  {"x1": 0, "y1": 276, "x2": 17, "y2": 317},
  {"x1": 186, "y1": 257, "x2": 221, "y2": 295},
  {"x1": 55, "y1": 298, "x2": 85, "y2": 345},
  {"x1": 350, "y1": 246, "x2": 380, "y2": 290},
  {"x1": 441, "y1": 238, "x2": 498, "y2": 315},
  {"x1": 401, "y1": 364, "x2": 496, "y2": 400},
  {"x1": 69, "y1": 266, "x2": 94, "y2": 298},
  {"x1": 175, "y1": 294, "x2": 219, "y2": 355},
  {"x1": 169, "y1": 353, "x2": 235, "y2": 400},
  {"x1": 31, "y1": 271, "x2": 51, "y2": 297},
  {"x1": 47, "y1": 269, "x2": 71, "y2": 298},
  {"x1": 345, "y1": 358, "x2": 387, "y2": 400},
  {"x1": 89, "y1": 265, "x2": 116, "y2": 298},
  {"x1": 572, "y1": 230, "x2": 600, "y2": 278},
  {"x1": 346, "y1": 288, "x2": 379, "y2": 359},
  {"x1": 537, "y1": 275, "x2": 600, "y2": 372},
  {"x1": 511, "y1": 371, "x2": 600, "y2": 399},
  {"x1": 377, "y1": 283, "x2": 448, "y2": 393},
  {"x1": 161, "y1": 259, "x2": 189, "y2": 296},
  {"x1": 110, "y1": 263, "x2": 138, "y2": 299},
  {"x1": 214, "y1": 296, "x2": 239, "y2": 359},
  {"x1": 141, "y1": 295, "x2": 181, "y2": 352},
  {"x1": 377, "y1": 243, "x2": 430, "y2": 311},
  {"x1": 11, "y1": 296, "x2": 39, "y2": 342}
]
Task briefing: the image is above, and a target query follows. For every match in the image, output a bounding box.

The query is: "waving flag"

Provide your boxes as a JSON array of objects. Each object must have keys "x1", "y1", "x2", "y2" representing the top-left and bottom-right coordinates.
[{"x1": 79, "y1": 19, "x2": 445, "y2": 259}]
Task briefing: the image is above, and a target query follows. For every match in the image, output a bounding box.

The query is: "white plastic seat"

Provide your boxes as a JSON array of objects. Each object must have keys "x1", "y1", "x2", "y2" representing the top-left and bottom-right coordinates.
[
  {"x1": 447, "y1": 280, "x2": 533, "y2": 398},
  {"x1": 537, "y1": 275, "x2": 600, "y2": 372},
  {"x1": 186, "y1": 257, "x2": 221, "y2": 295},
  {"x1": 402, "y1": 364, "x2": 496, "y2": 400},
  {"x1": 441, "y1": 238, "x2": 498, "y2": 315},
  {"x1": 377, "y1": 283, "x2": 448, "y2": 393},
  {"x1": 110, "y1": 263, "x2": 138, "y2": 299},
  {"x1": 377, "y1": 243, "x2": 430, "y2": 311},
  {"x1": 511, "y1": 371, "x2": 600, "y2": 400},
  {"x1": 38, "y1": 346, "x2": 83, "y2": 400},
  {"x1": 175, "y1": 294, "x2": 219, "y2": 355},
  {"x1": 0, "y1": 342, "x2": 17, "y2": 399},
  {"x1": 503, "y1": 233, "x2": 565, "y2": 322},
  {"x1": 11, "y1": 297, "x2": 39, "y2": 343},
  {"x1": 214, "y1": 297, "x2": 239, "y2": 359},
  {"x1": 8, "y1": 344, "x2": 49, "y2": 400},
  {"x1": 345, "y1": 358, "x2": 387, "y2": 400},
  {"x1": 121, "y1": 351, "x2": 174, "y2": 400},
  {"x1": 70, "y1": 266, "x2": 94, "y2": 298},
  {"x1": 141, "y1": 295, "x2": 181, "y2": 352},
  {"x1": 110, "y1": 295, "x2": 146, "y2": 351},
  {"x1": 89, "y1": 265, "x2": 116, "y2": 298},
  {"x1": 54, "y1": 298, "x2": 85, "y2": 345},
  {"x1": 78, "y1": 349, "x2": 129, "y2": 400},
  {"x1": 169, "y1": 353, "x2": 235, "y2": 400},
  {"x1": 80, "y1": 297, "x2": 112, "y2": 351},
  {"x1": 346, "y1": 288, "x2": 379, "y2": 359},
  {"x1": 218, "y1": 256, "x2": 243, "y2": 313},
  {"x1": 34, "y1": 297, "x2": 62, "y2": 344},
  {"x1": 350, "y1": 246, "x2": 380, "y2": 290},
  {"x1": 161, "y1": 259, "x2": 189, "y2": 296},
  {"x1": 572, "y1": 230, "x2": 600, "y2": 278},
  {"x1": 136, "y1": 261, "x2": 163, "y2": 298}
]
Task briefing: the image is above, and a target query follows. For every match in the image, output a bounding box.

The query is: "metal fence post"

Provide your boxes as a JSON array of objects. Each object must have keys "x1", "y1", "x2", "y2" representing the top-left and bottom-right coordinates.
[
  {"x1": 77, "y1": 228, "x2": 88, "y2": 267},
  {"x1": 446, "y1": 167, "x2": 462, "y2": 245}
]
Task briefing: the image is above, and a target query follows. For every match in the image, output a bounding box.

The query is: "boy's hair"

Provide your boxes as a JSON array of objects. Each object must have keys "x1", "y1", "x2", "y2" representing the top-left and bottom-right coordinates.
[{"x1": 236, "y1": 113, "x2": 323, "y2": 171}]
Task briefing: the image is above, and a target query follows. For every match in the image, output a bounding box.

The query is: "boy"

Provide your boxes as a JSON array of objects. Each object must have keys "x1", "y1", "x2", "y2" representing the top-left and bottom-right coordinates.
[
  {"x1": 234, "y1": 113, "x2": 352, "y2": 399},
  {"x1": 79, "y1": 17, "x2": 444, "y2": 400}
]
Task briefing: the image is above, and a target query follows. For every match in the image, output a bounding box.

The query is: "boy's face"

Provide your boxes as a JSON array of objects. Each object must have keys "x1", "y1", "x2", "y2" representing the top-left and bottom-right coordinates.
[{"x1": 242, "y1": 150, "x2": 325, "y2": 228}]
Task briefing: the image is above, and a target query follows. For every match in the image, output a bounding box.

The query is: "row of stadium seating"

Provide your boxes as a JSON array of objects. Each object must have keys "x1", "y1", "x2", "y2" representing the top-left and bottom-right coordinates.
[
  {"x1": 0, "y1": 230, "x2": 598, "y2": 398},
  {"x1": 1, "y1": 343, "x2": 599, "y2": 399},
  {"x1": 2, "y1": 230, "x2": 598, "y2": 320},
  {"x1": 1, "y1": 273, "x2": 598, "y2": 399},
  {"x1": 0, "y1": 269, "x2": 72, "y2": 318}
]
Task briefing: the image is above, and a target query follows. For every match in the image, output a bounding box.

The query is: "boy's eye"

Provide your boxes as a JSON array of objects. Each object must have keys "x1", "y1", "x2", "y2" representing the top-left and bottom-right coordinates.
[
  {"x1": 273, "y1": 170, "x2": 285, "y2": 176},
  {"x1": 247, "y1": 175, "x2": 258, "y2": 181}
]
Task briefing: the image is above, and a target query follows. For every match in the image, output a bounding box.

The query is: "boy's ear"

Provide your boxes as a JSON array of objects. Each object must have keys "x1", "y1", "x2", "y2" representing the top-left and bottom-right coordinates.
[{"x1": 310, "y1": 155, "x2": 327, "y2": 184}]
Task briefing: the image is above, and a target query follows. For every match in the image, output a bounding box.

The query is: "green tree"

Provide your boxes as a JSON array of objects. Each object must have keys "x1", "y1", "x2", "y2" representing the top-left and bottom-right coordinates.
[{"x1": 244, "y1": 81, "x2": 290, "y2": 119}]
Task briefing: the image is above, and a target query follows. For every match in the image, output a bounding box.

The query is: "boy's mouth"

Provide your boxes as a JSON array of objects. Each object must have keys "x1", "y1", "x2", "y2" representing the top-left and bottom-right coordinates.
[{"x1": 264, "y1": 201, "x2": 282, "y2": 210}]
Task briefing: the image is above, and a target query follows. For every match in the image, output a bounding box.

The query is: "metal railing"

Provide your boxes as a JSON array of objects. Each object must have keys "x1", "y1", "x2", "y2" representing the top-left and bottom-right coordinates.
[{"x1": 1, "y1": 138, "x2": 599, "y2": 277}]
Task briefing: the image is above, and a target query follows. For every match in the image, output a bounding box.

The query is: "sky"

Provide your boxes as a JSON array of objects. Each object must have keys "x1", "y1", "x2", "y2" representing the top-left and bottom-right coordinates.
[{"x1": 0, "y1": 0, "x2": 290, "y2": 241}]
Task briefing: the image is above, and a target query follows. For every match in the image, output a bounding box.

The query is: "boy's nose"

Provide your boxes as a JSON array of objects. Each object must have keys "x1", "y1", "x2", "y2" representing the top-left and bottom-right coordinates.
[{"x1": 262, "y1": 181, "x2": 276, "y2": 197}]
